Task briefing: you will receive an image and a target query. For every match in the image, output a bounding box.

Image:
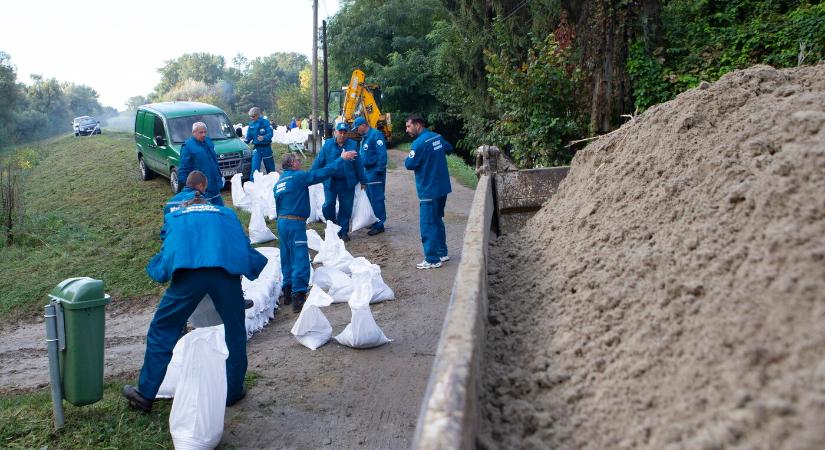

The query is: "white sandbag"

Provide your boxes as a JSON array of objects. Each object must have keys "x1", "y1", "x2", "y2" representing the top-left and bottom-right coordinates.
[
  {"x1": 349, "y1": 257, "x2": 395, "y2": 303},
  {"x1": 251, "y1": 171, "x2": 280, "y2": 220},
  {"x1": 290, "y1": 286, "x2": 334, "y2": 350},
  {"x1": 306, "y1": 183, "x2": 326, "y2": 223},
  {"x1": 350, "y1": 187, "x2": 378, "y2": 232},
  {"x1": 306, "y1": 229, "x2": 323, "y2": 252},
  {"x1": 156, "y1": 334, "x2": 187, "y2": 399},
  {"x1": 230, "y1": 173, "x2": 252, "y2": 211},
  {"x1": 311, "y1": 266, "x2": 353, "y2": 303},
  {"x1": 169, "y1": 325, "x2": 228, "y2": 450},
  {"x1": 249, "y1": 204, "x2": 276, "y2": 244},
  {"x1": 243, "y1": 247, "x2": 281, "y2": 338},
  {"x1": 333, "y1": 267, "x2": 391, "y2": 349},
  {"x1": 315, "y1": 221, "x2": 354, "y2": 273},
  {"x1": 273, "y1": 125, "x2": 312, "y2": 145}
]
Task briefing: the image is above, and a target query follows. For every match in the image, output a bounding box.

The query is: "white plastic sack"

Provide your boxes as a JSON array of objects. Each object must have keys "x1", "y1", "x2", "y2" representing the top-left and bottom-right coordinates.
[
  {"x1": 306, "y1": 183, "x2": 326, "y2": 223},
  {"x1": 230, "y1": 173, "x2": 252, "y2": 211},
  {"x1": 306, "y1": 229, "x2": 323, "y2": 252},
  {"x1": 251, "y1": 171, "x2": 280, "y2": 220},
  {"x1": 156, "y1": 334, "x2": 187, "y2": 399},
  {"x1": 311, "y1": 266, "x2": 353, "y2": 303},
  {"x1": 290, "y1": 286, "x2": 334, "y2": 350},
  {"x1": 350, "y1": 187, "x2": 378, "y2": 232},
  {"x1": 242, "y1": 247, "x2": 282, "y2": 338},
  {"x1": 249, "y1": 204, "x2": 276, "y2": 244},
  {"x1": 334, "y1": 268, "x2": 392, "y2": 348},
  {"x1": 314, "y1": 221, "x2": 354, "y2": 272},
  {"x1": 349, "y1": 257, "x2": 395, "y2": 303},
  {"x1": 169, "y1": 325, "x2": 228, "y2": 450}
]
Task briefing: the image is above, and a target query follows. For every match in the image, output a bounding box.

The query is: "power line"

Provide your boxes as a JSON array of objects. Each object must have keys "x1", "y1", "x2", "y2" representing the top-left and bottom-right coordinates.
[{"x1": 500, "y1": 0, "x2": 530, "y2": 22}]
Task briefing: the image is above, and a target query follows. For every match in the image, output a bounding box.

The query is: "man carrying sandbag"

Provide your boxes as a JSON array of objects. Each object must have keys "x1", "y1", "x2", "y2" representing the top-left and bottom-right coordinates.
[
  {"x1": 122, "y1": 193, "x2": 268, "y2": 412},
  {"x1": 276, "y1": 150, "x2": 358, "y2": 312},
  {"x1": 311, "y1": 122, "x2": 366, "y2": 242},
  {"x1": 353, "y1": 116, "x2": 388, "y2": 236}
]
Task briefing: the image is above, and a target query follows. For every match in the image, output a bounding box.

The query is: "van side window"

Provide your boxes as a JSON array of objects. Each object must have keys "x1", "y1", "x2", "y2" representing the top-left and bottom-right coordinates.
[
  {"x1": 153, "y1": 115, "x2": 165, "y2": 141},
  {"x1": 135, "y1": 111, "x2": 146, "y2": 136}
]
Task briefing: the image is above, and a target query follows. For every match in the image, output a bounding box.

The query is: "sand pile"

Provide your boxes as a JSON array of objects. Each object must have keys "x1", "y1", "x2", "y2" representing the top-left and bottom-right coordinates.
[{"x1": 481, "y1": 63, "x2": 825, "y2": 450}]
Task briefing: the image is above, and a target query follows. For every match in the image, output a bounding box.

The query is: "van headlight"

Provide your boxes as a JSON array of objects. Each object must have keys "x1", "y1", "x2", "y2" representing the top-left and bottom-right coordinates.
[{"x1": 242, "y1": 147, "x2": 251, "y2": 158}]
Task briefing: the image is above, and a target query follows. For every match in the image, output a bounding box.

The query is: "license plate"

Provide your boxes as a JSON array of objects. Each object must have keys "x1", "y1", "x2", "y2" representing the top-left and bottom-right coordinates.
[{"x1": 221, "y1": 168, "x2": 238, "y2": 177}]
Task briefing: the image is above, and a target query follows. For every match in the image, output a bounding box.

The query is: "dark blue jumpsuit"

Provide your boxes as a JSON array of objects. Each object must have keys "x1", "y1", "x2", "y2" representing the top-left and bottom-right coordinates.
[
  {"x1": 404, "y1": 129, "x2": 453, "y2": 264},
  {"x1": 245, "y1": 117, "x2": 274, "y2": 181},
  {"x1": 311, "y1": 137, "x2": 365, "y2": 237},
  {"x1": 139, "y1": 203, "x2": 267, "y2": 405},
  {"x1": 178, "y1": 136, "x2": 224, "y2": 206},
  {"x1": 359, "y1": 127, "x2": 388, "y2": 232},
  {"x1": 275, "y1": 157, "x2": 347, "y2": 294}
]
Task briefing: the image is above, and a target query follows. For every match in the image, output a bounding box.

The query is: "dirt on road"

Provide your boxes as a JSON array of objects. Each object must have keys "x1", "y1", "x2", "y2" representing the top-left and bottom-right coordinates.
[{"x1": 0, "y1": 149, "x2": 475, "y2": 449}]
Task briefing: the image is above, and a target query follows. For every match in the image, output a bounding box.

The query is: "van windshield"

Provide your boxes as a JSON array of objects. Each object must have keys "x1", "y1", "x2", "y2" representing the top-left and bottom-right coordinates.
[{"x1": 168, "y1": 113, "x2": 235, "y2": 143}]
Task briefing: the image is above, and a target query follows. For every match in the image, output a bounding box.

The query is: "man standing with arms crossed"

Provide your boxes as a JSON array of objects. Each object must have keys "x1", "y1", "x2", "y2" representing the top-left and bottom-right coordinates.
[
  {"x1": 353, "y1": 116, "x2": 387, "y2": 236},
  {"x1": 245, "y1": 107, "x2": 274, "y2": 181},
  {"x1": 404, "y1": 114, "x2": 453, "y2": 269}
]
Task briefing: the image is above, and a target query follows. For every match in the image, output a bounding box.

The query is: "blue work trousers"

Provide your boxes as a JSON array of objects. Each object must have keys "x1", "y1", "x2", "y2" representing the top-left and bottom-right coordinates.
[
  {"x1": 278, "y1": 219, "x2": 311, "y2": 294},
  {"x1": 250, "y1": 147, "x2": 275, "y2": 181},
  {"x1": 419, "y1": 196, "x2": 448, "y2": 263},
  {"x1": 137, "y1": 267, "x2": 247, "y2": 405},
  {"x1": 365, "y1": 172, "x2": 386, "y2": 230},
  {"x1": 322, "y1": 188, "x2": 355, "y2": 237}
]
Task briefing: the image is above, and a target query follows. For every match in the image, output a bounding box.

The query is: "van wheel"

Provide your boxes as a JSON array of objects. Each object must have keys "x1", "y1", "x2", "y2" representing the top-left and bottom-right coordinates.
[
  {"x1": 170, "y1": 167, "x2": 180, "y2": 193},
  {"x1": 138, "y1": 156, "x2": 154, "y2": 180}
]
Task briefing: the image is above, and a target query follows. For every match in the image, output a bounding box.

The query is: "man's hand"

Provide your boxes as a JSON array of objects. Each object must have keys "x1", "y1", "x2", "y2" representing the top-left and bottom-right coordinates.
[
  {"x1": 361, "y1": 183, "x2": 366, "y2": 190},
  {"x1": 341, "y1": 151, "x2": 358, "y2": 161},
  {"x1": 257, "y1": 136, "x2": 264, "y2": 141}
]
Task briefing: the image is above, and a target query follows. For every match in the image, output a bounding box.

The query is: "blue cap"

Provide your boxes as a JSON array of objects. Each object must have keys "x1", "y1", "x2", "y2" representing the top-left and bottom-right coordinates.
[
  {"x1": 335, "y1": 122, "x2": 349, "y2": 132},
  {"x1": 352, "y1": 117, "x2": 367, "y2": 129}
]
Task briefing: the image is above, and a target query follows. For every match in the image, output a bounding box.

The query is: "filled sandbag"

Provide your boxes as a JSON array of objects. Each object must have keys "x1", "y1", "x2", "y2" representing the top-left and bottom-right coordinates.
[
  {"x1": 290, "y1": 286, "x2": 335, "y2": 350},
  {"x1": 311, "y1": 266, "x2": 354, "y2": 303},
  {"x1": 169, "y1": 325, "x2": 228, "y2": 450},
  {"x1": 249, "y1": 204, "x2": 276, "y2": 244},
  {"x1": 307, "y1": 183, "x2": 326, "y2": 223},
  {"x1": 349, "y1": 257, "x2": 395, "y2": 303},
  {"x1": 230, "y1": 173, "x2": 252, "y2": 211},
  {"x1": 334, "y1": 266, "x2": 391, "y2": 349},
  {"x1": 243, "y1": 247, "x2": 281, "y2": 338},
  {"x1": 251, "y1": 171, "x2": 280, "y2": 220},
  {"x1": 350, "y1": 187, "x2": 378, "y2": 232},
  {"x1": 306, "y1": 229, "x2": 323, "y2": 252},
  {"x1": 314, "y1": 221, "x2": 354, "y2": 273}
]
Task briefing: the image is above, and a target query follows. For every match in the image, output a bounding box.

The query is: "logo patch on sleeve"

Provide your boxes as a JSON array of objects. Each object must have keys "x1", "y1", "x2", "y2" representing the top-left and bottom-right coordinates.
[
  {"x1": 409, "y1": 150, "x2": 415, "y2": 158},
  {"x1": 377, "y1": 139, "x2": 383, "y2": 146}
]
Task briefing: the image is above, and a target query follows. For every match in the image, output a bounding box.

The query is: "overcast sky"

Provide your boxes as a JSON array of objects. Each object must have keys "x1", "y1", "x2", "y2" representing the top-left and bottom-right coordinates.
[{"x1": 1, "y1": 0, "x2": 340, "y2": 111}]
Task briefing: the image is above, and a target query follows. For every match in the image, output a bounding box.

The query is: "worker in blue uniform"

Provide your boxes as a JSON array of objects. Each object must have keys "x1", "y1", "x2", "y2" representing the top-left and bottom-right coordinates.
[
  {"x1": 122, "y1": 195, "x2": 268, "y2": 412},
  {"x1": 163, "y1": 171, "x2": 207, "y2": 216},
  {"x1": 353, "y1": 116, "x2": 387, "y2": 235},
  {"x1": 276, "y1": 150, "x2": 358, "y2": 311},
  {"x1": 245, "y1": 107, "x2": 274, "y2": 181},
  {"x1": 403, "y1": 114, "x2": 453, "y2": 269},
  {"x1": 311, "y1": 122, "x2": 366, "y2": 242},
  {"x1": 178, "y1": 121, "x2": 224, "y2": 206}
]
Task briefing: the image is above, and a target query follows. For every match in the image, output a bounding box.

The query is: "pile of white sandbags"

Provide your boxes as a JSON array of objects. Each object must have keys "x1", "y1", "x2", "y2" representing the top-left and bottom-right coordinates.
[
  {"x1": 273, "y1": 125, "x2": 311, "y2": 145},
  {"x1": 231, "y1": 172, "x2": 279, "y2": 244},
  {"x1": 243, "y1": 246, "x2": 282, "y2": 338}
]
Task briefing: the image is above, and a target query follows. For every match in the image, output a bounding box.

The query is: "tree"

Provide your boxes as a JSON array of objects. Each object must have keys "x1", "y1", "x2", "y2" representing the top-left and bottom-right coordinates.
[
  {"x1": 63, "y1": 83, "x2": 102, "y2": 117},
  {"x1": 125, "y1": 95, "x2": 149, "y2": 112},
  {"x1": 152, "y1": 53, "x2": 227, "y2": 99}
]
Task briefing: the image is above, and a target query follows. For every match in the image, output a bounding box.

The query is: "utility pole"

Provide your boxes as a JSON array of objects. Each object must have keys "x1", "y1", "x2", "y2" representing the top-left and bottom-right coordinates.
[
  {"x1": 311, "y1": 0, "x2": 319, "y2": 154},
  {"x1": 322, "y1": 20, "x2": 329, "y2": 139}
]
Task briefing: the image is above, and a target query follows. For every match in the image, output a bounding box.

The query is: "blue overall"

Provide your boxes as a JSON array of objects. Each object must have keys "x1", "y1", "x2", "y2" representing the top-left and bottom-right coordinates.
[
  {"x1": 311, "y1": 137, "x2": 365, "y2": 237},
  {"x1": 275, "y1": 158, "x2": 347, "y2": 293},
  {"x1": 178, "y1": 136, "x2": 224, "y2": 206},
  {"x1": 359, "y1": 127, "x2": 388, "y2": 231},
  {"x1": 159, "y1": 187, "x2": 198, "y2": 240},
  {"x1": 404, "y1": 129, "x2": 453, "y2": 263},
  {"x1": 139, "y1": 203, "x2": 267, "y2": 405},
  {"x1": 245, "y1": 117, "x2": 274, "y2": 181}
]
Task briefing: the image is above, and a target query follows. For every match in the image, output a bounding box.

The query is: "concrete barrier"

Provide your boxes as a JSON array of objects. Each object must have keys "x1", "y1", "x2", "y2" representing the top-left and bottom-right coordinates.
[
  {"x1": 412, "y1": 174, "x2": 494, "y2": 450},
  {"x1": 494, "y1": 166, "x2": 570, "y2": 213}
]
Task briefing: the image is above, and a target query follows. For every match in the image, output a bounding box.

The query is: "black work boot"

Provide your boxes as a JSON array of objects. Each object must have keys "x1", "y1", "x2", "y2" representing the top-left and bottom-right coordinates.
[
  {"x1": 122, "y1": 385, "x2": 153, "y2": 412},
  {"x1": 292, "y1": 291, "x2": 306, "y2": 313},
  {"x1": 280, "y1": 285, "x2": 292, "y2": 306}
]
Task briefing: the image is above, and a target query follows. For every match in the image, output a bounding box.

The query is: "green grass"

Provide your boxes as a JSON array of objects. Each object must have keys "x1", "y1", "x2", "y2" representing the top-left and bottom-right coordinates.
[{"x1": 395, "y1": 142, "x2": 477, "y2": 189}]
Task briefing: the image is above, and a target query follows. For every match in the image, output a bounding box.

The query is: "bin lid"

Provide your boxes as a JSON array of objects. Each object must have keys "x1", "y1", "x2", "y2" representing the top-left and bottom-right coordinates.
[{"x1": 49, "y1": 277, "x2": 111, "y2": 309}]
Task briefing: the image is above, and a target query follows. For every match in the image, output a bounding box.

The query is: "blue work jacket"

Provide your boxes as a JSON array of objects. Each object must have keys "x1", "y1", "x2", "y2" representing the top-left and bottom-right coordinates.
[
  {"x1": 359, "y1": 127, "x2": 387, "y2": 179},
  {"x1": 178, "y1": 137, "x2": 223, "y2": 200},
  {"x1": 275, "y1": 158, "x2": 346, "y2": 218},
  {"x1": 245, "y1": 117, "x2": 273, "y2": 148},
  {"x1": 163, "y1": 187, "x2": 198, "y2": 215},
  {"x1": 404, "y1": 129, "x2": 453, "y2": 199},
  {"x1": 147, "y1": 203, "x2": 267, "y2": 283},
  {"x1": 311, "y1": 138, "x2": 365, "y2": 193}
]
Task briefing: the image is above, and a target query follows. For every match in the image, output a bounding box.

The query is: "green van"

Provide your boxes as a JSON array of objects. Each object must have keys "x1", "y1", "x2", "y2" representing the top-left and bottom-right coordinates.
[{"x1": 135, "y1": 101, "x2": 251, "y2": 192}]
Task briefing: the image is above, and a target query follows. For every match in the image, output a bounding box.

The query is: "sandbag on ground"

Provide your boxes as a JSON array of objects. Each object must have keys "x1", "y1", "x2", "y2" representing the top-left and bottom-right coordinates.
[
  {"x1": 243, "y1": 247, "x2": 282, "y2": 338},
  {"x1": 334, "y1": 264, "x2": 391, "y2": 349},
  {"x1": 291, "y1": 286, "x2": 335, "y2": 350}
]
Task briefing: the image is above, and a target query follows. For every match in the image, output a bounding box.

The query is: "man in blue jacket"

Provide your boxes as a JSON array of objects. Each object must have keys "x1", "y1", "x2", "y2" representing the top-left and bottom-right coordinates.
[
  {"x1": 163, "y1": 171, "x2": 206, "y2": 216},
  {"x1": 245, "y1": 107, "x2": 274, "y2": 181},
  {"x1": 178, "y1": 122, "x2": 224, "y2": 206},
  {"x1": 122, "y1": 196, "x2": 268, "y2": 412},
  {"x1": 276, "y1": 150, "x2": 358, "y2": 311},
  {"x1": 311, "y1": 122, "x2": 366, "y2": 242},
  {"x1": 404, "y1": 114, "x2": 453, "y2": 269},
  {"x1": 353, "y1": 117, "x2": 388, "y2": 235}
]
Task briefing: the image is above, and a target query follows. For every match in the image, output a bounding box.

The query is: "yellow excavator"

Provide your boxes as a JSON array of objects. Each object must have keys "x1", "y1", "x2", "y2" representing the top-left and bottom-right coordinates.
[{"x1": 329, "y1": 69, "x2": 392, "y2": 144}]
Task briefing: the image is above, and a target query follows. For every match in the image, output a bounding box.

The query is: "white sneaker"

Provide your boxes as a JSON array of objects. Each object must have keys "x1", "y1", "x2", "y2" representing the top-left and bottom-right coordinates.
[
  {"x1": 416, "y1": 260, "x2": 443, "y2": 270},
  {"x1": 439, "y1": 256, "x2": 450, "y2": 262}
]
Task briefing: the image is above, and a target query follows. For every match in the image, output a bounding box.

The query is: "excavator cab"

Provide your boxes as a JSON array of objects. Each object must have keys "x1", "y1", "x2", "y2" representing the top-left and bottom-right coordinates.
[{"x1": 327, "y1": 69, "x2": 393, "y2": 144}]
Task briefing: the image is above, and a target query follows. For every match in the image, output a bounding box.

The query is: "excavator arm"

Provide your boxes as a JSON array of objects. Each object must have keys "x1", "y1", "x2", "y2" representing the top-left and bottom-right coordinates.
[{"x1": 339, "y1": 69, "x2": 393, "y2": 144}]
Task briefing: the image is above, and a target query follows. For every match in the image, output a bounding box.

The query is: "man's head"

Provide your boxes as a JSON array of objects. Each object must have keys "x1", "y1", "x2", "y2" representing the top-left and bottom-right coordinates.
[
  {"x1": 192, "y1": 122, "x2": 207, "y2": 142},
  {"x1": 334, "y1": 122, "x2": 349, "y2": 144},
  {"x1": 248, "y1": 107, "x2": 261, "y2": 121},
  {"x1": 405, "y1": 114, "x2": 425, "y2": 139},
  {"x1": 352, "y1": 117, "x2": 368, "y2": 136},
  {"x1": 281, "y1": 152, "x2": 302, "y2": 171},
  {"x1": 185, "y1": 170, "x2": 208, "y2": 193}
]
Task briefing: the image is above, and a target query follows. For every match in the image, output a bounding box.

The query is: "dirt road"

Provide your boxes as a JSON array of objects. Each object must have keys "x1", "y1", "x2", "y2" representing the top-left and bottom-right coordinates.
[{"x1": 0, "y1": 149, "x2": 474, "y2": 449}]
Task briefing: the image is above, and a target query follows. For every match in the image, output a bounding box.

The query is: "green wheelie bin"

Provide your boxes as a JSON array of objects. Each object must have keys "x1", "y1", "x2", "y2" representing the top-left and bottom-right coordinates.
[{"x1": 50, "y1": 277, "x2": 111, "y2": 406}]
